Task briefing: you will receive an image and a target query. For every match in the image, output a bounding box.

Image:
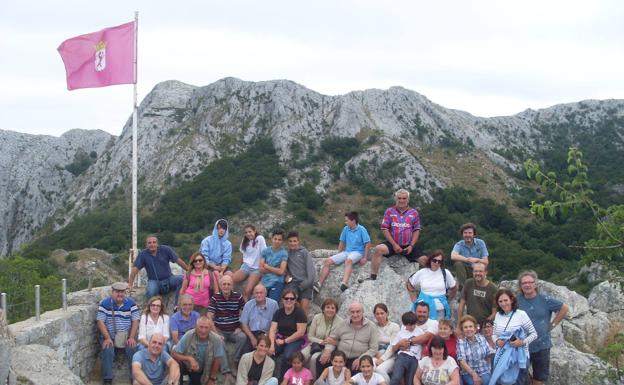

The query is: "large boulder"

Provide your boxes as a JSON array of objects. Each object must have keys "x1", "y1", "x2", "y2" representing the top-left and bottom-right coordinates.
[
  {"x1": 588, "y1": 280, "x2": 624, "y2": 320},
  {"x1": 550, "y1": 341, "x2": 624, "y2": 385},
  {"x1": 0, "y1": 310, "x2": 15, "y2": 385},
  {"x1": 311, "y1": 252, "x2": 419, "y2": 322},
  {"x1": 11, "y1": 344, "x2": 84, "y2": 385}
]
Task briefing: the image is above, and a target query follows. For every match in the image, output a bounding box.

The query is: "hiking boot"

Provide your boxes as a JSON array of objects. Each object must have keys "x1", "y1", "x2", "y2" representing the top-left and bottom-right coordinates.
[
  {"x1": 340, "y1": 283, "x2": 349, "y2": 292},
  {"x1": 313, "y1": 281, "x2": 321, "y2": 293}
]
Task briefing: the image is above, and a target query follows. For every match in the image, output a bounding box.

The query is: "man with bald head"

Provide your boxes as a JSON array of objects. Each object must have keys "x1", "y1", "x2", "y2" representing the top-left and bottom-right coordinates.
[
  {"x1": 240, "y1": 283, "x2": 279, "y2": 355},
  {"x1": 316, "y1": 302, "x2": 379, "y2": 375},
  {"x1": 207, "y1": 275, "x2": 246, "y2": 382},
  {"x1": 132, "y1": 333, "x2": 180, "y2": 385}
]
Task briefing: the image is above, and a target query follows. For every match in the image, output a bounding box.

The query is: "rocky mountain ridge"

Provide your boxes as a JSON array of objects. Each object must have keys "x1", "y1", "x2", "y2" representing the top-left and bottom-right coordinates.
[{"x1": 1, "y1": 77, "x2": 623, "y2": 255}]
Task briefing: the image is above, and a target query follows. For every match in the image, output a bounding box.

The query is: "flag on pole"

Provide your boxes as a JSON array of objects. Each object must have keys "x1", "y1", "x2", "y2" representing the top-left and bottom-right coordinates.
[{"x1": 58, "y1": 21, "x2": 136, "y2": 90}]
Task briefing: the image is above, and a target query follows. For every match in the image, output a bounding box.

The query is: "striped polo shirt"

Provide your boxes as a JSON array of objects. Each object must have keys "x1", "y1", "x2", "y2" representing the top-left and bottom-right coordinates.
[
  {"x1": 207, "y1": 291, "x2": 245, "y2": 332},
  {"x1": 97, "y1": 297, "x2": 141, "y2": 337},
  {"x1": 380, "y1": 206, "x2": 421, "y2": 246}
]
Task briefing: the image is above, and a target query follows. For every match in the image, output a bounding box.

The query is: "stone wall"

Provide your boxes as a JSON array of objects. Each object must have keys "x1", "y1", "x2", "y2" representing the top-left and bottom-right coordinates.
[{"x1": 7, "y1": 286, "x2": 109, "y2": 381}]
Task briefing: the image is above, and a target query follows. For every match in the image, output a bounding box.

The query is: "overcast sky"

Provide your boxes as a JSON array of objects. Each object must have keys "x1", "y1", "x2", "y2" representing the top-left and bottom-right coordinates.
[{"x1": 1, "y1": 0, "x2": 623, "y2": 137}]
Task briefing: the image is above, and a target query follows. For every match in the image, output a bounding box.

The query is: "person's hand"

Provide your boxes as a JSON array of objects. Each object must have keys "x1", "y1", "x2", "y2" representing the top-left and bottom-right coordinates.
[
  {"x1": 188, "y1": 357, "x2": 200, "y2": 372},
  {"x1": 473, "y1": 373, "x2": 482, "y2": 385},
  {"x1": 374, "y1": 357, "x2": 384, "y2": 366},
  {"x1": 319, "y1": 351, "x2": 332, "y2": 365},
  {"x1": 268, "y1": 345, "x2": 275, "y2": 356},
  {"x1": 359, "y1": 256, "x2": 368, "y2": 265},
  {"x1": 404, "y1": 245, "x2": 413, "y2": 255},
  {"x1": 496, "y1": 339, "x2": 505, "y2": 348},
  {"x1": 510, "y1": 338, "x2": 524, "y2": 348},
  {"x1": 250, "y1": 335, "x2": 258, "y2": 348},
  {"x1": 127, "y1": 336, "x2": 137, "y2": 348},
  {"x1": 393, "y1": 243, "x2": 403, "y2": 254},
  {"x1": 351, "y1": 358, "x2": 360, "y2": 371},
  {"x1": 324, "y1": 337, "x2": 337, "y2": 345},
  {"x1": 102, "y1": 337, "x2": 113, "y2": 349}
]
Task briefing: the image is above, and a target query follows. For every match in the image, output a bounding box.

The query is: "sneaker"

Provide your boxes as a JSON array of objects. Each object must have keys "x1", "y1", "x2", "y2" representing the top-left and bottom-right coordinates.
[
  {"x1": 340, "y1": 283, "x2": 349, "y2": 292},
  {"x1": 357, "y1": 275, "x2": 377, "y2": 283},
  {"x1": 313, "y1": 281, "x2": 321, "y2": 293}
]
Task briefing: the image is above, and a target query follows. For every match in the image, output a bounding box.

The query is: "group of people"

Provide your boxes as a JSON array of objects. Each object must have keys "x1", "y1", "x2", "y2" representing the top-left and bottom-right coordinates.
[{"x1": 97, "y1": 188, "x2": 569, "y2": 385}]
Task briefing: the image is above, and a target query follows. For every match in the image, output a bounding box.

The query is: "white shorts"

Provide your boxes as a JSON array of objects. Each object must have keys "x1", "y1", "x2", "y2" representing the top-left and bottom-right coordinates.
[{"x1": 330, "y1": 251, "x2": 364, "y2": 264}]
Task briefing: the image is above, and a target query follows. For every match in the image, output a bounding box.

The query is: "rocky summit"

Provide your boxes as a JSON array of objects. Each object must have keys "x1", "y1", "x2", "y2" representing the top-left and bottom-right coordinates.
[{"x1": 1, "y1": 77, "x2": 623, "y2": 255}]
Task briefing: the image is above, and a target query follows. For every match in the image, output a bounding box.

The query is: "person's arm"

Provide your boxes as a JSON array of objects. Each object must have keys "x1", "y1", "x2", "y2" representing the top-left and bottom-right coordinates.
[
  {"x1": 207, "y1": 356, "x2": 221, "y2": 385},
  {"x1": 264, "y1": 259, "x2": 287, "y2": 275},
  {"x1": 138, "y1": 315, "x2": 148, "y2": 347},
  {"x1": 551, "y1": 303, "x2": 569, "y2": 329},
  {"x1": 166, "y1": 358, "x2": 180, "y2": 385},
  {"x1": 413, "y1": 367, "x2": 424, "y2": 385},
  {"x1": 411, "y1": 331, "x2": 433, "y2": 345},
  {"x1": 301, "y1": 251, "x2": 316, "y2": 288},
  {"x1": 128, "y1": 319, "x2": 139, "y2": 348},
  {"x1": 222, "y1": 242, "x2": 232, "y2": 268},
  {"x1": 128, "y1": 266, "x2": 140, "y2": 290},
  {"x1": 480, "y1": 255, "x2": 489, "y2": 266},
  {"x1": 268, "y1": 321, "x2": 278, "y2": 355},
  {"x1": 407, "y1": 229, "x2": 420, "y2": 253},
  {"x1": 235, "y1": 355, "x2": 249, "y2": 385},
  {"x1": 406, "y1": 272, "x2": 420, "y2": 303},
  {"x1": 382, "y1": 228, "x2": 402, "y2": 253},
  {"x1": 176, "y1": 257, "x2": 189, "y2": 271},
  {"x1": 337, "y1": 240, "x2": 346, "y2": 253},
  {"x1": 285, "y1": 322, "x2": 307, "y2": 343},
  {"x1": 307, "y1": 315, "x2": 324, "y2": 344},
  {"x1": 449, "y1": 366, "x2": 461, "y2": 385},
  {"x1": 447, "y1": 284, "x2": 458, "y2": 300},
  {"x1": 180, "y1": 274, "x2": 189, "y2": 296},
  {"x1": 457, "y1": 298, "x2": 465, "y2": 322},
  {"x1": 171, "y1": 348, "x2": 199, "y2": 372},
  {"x1": 131, "y1": 362, "x2": 153, "y2": 385},
  {"x1": 361, "y1": 241, "x2": 372, "y2": 265},
  {"x1": 96, "y1": 320, "x2": 113, "y2": 348},
  {"x1": 170, "y1": 330, "x2": 180, "y2": 345}
]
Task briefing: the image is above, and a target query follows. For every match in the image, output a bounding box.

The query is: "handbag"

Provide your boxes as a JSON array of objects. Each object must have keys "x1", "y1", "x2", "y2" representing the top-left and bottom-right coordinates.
[
  {"x1": 111, "y1": 308, "x2": 128, "y2": 348},
  {"x1": 149, "y1": 257, "x2": 170, "y2": 294}
]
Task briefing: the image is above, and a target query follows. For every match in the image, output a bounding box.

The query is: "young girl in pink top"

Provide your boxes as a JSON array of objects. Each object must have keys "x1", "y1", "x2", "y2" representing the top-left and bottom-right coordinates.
[{"x1": 281, "y1": 351, "x2": 313, "y2": 385}]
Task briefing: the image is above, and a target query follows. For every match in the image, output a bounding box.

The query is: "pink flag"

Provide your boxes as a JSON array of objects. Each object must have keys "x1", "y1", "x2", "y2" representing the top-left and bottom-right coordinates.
[{"x1": 58, "y1": 21, "x2": 136, "y2": 90}]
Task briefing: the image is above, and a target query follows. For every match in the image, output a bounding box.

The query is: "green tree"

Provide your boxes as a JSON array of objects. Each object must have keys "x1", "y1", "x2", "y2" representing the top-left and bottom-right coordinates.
[{"x1": 525, "y1": 147, "x2": 624, "y2": 272}]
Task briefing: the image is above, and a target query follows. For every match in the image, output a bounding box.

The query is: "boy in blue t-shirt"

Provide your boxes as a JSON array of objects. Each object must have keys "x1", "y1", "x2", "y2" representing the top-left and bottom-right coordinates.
[{"x1": 259, "y1": 229, "x2": 288, "y2": 302}]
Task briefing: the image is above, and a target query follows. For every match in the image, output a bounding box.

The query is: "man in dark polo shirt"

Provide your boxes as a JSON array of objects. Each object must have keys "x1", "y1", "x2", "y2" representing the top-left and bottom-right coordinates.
[{"x1": 128, "y1": 235, "x2": 188, "y2": 302}]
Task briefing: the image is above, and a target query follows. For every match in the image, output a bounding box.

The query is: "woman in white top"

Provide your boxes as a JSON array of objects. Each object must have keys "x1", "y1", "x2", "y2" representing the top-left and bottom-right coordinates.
[
  {"x1": 491, "y1": 288, "x2": 537, "y2": 384},
  {"x1": 406, "y1": 250, "x2": 457, "y2": 320},
  {"x1": 414, "y1": 336, "x2": 460, "y2": 385},
  {"x1": 232, "y1": 224, "x2": 267, "y2": 300},
  {"x1": 138, "y1": 295, "x2": 170, "y2": 350},
  {"x1": 373, "y1": 303, "x2": 400, "y2": 384}
]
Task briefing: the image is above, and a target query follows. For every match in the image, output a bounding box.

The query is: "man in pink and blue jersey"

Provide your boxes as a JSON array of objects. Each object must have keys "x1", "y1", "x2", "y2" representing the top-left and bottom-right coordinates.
[{"x1": 365, "y1": 189, "x2": 424, "y2": 281}]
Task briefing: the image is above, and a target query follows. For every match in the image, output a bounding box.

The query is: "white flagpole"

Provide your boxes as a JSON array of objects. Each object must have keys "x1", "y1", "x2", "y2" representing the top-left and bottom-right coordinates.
[{"x1": 130, "y1": 11, "x2": 139, "y2": 284}]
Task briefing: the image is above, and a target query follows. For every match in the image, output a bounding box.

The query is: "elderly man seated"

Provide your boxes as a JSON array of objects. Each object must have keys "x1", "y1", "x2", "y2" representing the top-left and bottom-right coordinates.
[
  {"x1": 315, "y1": 302, "x2": 379, "y2": 377},
  {"x1": 132, "y1": 333, "x2": 180, "y2": 385}
]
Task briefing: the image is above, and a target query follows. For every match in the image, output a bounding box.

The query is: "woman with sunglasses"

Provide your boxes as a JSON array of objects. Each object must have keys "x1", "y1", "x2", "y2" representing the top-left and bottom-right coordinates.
[
  {"x1": 138, "y1": 295, "x2": 170, "y2": 350},
  {"x1": 406, "y1": 250, "x2": 457, "y2": 320},
  {"x1": 268, "y1": 288, "x2": 307, "y2": 380},
  {"x1": 180, "y1": 252, "x2": 219, "y2": 315}
]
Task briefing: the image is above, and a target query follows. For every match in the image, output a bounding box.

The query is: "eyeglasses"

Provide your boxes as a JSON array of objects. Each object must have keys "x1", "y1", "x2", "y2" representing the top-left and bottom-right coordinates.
[
  {"x1": 431, "y1": 259, "x2": 443, "y2": 264},
  {"x1": 521, "y1": 281, "x2": 535, "y2": 285},
  {"x1": 150, "y1": 304, "x2": 162, "y2": 308},
  {"x1": 193, "y1": 259, "x2": 204, "y2": 263},
  {"x1": 283, "y1": 297, "x2": 296, "y2": 301}
]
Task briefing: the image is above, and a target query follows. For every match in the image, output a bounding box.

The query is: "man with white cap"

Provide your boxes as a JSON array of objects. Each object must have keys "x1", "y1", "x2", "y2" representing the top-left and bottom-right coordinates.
[{"x1": 97, "y1": 281, "x2": 141, "y2": 385}]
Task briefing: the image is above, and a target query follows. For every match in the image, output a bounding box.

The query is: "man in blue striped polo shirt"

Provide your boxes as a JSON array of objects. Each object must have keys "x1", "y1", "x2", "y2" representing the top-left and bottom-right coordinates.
[{"x1": 96, "y1": 281, "x2": 141, "y2": 385}]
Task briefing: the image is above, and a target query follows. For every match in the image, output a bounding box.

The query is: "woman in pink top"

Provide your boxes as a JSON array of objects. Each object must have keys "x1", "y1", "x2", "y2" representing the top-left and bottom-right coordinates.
[{"x1": 179, "y1": 252, "x2": 219, "y2": 315}]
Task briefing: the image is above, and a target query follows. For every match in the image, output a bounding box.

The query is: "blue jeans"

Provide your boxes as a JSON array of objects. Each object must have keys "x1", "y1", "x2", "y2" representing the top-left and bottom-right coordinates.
[
  {"x1": 100, "y1": 339, "x2": 137, "y2": 381},
  {"x1": 274, "y1": 339, "x2": 304, "y2": 380},
  {"x1": 218, "y1": 329, "x2": 247, "y2": 374},
  {"x1": 266, "y1": 282, "x2": 285, "y2": 303},
  {"x1": 462, "y1": 372, "x2": 491, "y2": 385},
  {"x1": 390, "y1": 353, "x2": 418, "y2": 385},
  {"x1": 146, "y1": 275, "x2": 183, "y2": 304},
  {"x1": 514, "y1": 367, "x2": 529, "y2": 385}
]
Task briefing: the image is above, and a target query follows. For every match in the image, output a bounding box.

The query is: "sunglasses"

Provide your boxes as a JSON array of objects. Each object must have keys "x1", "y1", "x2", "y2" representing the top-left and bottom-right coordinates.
[
  {"x1": 193, "y1": 259, "x2": 204, "y2": 263},
  {"x1": 150, "y1": 304, "x2": 162, "y2": 307},
  {"x1": 283, "y1": 297, "x2": 296, "y2": 301},
  {"x1": 431, "y1": 259, "x2": 443, "y2": 264}
]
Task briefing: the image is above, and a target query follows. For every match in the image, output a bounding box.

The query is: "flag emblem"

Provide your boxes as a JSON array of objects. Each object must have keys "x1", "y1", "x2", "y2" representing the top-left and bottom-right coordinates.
[{"x1": 95, "y1": 41, "x2": 106, "y2": 72}]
